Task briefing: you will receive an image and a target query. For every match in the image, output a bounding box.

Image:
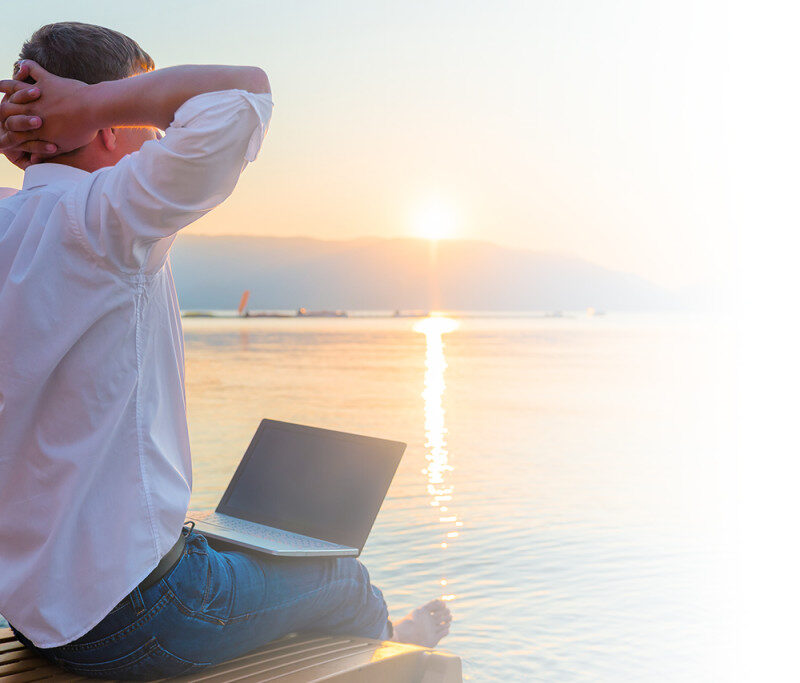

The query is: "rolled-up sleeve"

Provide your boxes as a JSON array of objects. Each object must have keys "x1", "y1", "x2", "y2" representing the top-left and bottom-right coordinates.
[{"x1": 67, "y1": 89, "x2": 273, "y2": 273}]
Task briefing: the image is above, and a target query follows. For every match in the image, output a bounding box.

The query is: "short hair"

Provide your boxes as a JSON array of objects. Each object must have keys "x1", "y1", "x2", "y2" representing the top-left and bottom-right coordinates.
[{"x1": 17, "y1": 22, "x2": 154, "y2": 84}]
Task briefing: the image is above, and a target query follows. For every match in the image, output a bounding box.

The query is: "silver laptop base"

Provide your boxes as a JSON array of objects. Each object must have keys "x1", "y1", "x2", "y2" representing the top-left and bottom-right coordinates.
[{"x1": 186, "y1": 511, "x2": 359, "y2": 558}]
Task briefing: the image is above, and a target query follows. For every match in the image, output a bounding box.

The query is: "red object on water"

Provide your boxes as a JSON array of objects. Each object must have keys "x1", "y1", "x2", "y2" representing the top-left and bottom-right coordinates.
[{"x1": 238, "y1": 290, "x2": 250, "y2": 315}]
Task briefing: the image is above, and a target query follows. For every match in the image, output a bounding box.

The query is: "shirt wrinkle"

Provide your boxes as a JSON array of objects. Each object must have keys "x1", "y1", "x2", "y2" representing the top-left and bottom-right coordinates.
[{"x1": 134, "y1": 277, "x2": 161, "y2": 561}]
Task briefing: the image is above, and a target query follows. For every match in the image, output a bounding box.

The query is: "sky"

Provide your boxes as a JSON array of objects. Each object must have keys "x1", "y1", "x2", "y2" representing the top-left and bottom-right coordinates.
[{"x1": 0, "y1": 1, "x2": 741, "y2": 290}]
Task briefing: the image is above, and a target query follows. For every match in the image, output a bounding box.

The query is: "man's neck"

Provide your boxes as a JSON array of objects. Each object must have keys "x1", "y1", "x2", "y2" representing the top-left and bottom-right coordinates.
[{"x1": 41, "y1": 150, "x2": 103, "y2": 174}]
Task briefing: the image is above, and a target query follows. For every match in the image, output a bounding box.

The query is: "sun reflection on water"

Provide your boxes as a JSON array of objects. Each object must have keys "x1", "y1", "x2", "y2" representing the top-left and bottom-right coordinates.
[{"x1": 413, "y1": 315, "x2": 460, "y2": 602}]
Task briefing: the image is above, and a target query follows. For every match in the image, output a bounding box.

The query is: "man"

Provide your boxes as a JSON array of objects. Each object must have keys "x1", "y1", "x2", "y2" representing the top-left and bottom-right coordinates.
[{"x1": 0, "y1": 22, "x2": 450, "y2": 680}]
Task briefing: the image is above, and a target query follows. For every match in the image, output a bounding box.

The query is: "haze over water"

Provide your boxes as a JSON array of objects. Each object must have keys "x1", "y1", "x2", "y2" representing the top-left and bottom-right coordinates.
[{"x1": 181, "y1": 312, "x2": 736, "y2": 680}]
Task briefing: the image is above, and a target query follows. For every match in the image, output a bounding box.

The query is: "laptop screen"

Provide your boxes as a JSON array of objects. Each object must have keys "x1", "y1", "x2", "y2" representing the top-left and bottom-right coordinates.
[{"x1": 217, "y1": 419, "x2": 406, "y2": 550}]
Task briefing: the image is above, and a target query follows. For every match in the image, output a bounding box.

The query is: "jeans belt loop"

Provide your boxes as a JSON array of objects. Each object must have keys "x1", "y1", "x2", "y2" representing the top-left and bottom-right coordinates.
[{"x1": 129, "y1": 586, "x2": 146, "y2": 615}]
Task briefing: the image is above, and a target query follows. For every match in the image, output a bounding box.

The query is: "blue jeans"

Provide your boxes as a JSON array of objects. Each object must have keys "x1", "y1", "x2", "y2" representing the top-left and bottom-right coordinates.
[{"x1": 11, "y1": 529, "x2": 390, "y2": 680}]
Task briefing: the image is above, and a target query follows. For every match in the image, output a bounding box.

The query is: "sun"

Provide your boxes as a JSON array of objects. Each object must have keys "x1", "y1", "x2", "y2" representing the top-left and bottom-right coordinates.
[{"x1": 414, "y1": 202, "x2": 456, "y2": 241}]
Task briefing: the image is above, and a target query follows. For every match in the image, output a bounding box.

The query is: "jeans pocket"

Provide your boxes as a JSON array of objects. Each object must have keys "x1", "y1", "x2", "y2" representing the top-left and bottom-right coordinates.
[
  {"x1": 56, "y1": 637, "x2": 198, "y2": 681},
  {"x1": 167, "y1": 534, "x2": 233, "y2": 624}
]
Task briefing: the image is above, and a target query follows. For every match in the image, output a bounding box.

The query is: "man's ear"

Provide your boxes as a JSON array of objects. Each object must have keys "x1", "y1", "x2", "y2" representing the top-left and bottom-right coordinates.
[{"x1": 98, "y1": 128, "x2": 117, "y2": 152}]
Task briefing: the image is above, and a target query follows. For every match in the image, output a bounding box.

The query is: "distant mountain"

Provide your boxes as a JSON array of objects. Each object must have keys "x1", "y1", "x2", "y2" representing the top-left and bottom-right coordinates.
[{"x1": 169, "y1": 235, "x2": 677, "y2": 311}]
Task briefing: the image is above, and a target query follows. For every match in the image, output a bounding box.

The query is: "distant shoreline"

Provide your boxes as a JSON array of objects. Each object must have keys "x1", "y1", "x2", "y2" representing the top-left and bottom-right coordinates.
[{"x1": 180, "y1": 309, "x2": 625, "y2": 319}]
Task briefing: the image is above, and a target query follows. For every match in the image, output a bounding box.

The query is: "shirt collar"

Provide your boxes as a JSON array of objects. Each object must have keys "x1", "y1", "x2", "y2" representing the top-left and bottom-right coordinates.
[{"x1": 22, "y1": 163, "x2": 91, "y2": 190}]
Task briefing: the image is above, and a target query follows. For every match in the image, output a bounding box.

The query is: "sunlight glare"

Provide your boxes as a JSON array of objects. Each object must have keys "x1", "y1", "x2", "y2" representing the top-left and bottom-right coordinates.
[
  {"x1": 414, "y1": 314, "x2": 462, "y2": 602},
  {"x1": 414, "y1": 202, "x2": 456, "y2": 241}
]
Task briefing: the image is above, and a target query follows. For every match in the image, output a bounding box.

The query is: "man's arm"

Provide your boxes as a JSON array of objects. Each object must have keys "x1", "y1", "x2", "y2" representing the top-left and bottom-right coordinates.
[
  {"x1": 97, "y1": 64, "x2": 270, "y2": 130},
  {"x1": 0, "y1": 61, "x2": 270, "y2": 156}
]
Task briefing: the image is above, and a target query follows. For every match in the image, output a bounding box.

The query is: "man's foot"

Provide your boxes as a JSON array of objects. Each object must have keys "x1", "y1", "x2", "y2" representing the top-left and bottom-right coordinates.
[{"x1": 392, "y1": 598, "x2": 452, "y2": 647}]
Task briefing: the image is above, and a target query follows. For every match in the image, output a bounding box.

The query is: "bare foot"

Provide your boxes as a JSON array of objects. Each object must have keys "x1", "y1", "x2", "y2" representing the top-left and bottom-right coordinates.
[{"x1": 392, "y1": 598, "x2": 452, "y2": 647}]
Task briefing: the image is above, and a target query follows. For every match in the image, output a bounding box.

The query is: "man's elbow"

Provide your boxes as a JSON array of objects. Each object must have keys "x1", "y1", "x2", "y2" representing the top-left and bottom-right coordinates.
[{"x1": 242, "y1": 67, "x2": 270, "y2": 95}]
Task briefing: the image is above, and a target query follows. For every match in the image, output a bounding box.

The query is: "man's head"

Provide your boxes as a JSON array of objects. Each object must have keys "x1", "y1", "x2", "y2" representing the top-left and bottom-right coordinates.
[
  {"x1": 15, "y1": 22, "x2": 157, "y2": 171},
  {"x1": 18, "y1": 22, "x2": 154, "y2": 84}
]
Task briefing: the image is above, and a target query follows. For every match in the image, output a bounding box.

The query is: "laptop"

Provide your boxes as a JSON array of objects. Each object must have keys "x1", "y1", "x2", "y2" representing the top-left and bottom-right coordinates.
[{"x1": 186, "y1": 419, "x2": 406, "y2": 557}]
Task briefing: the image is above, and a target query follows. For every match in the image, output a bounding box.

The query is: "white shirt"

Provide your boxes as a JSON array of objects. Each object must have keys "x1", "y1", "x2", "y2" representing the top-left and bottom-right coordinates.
[{"x1": 0, "y1": 89, "x2": 273, "y2": 648}]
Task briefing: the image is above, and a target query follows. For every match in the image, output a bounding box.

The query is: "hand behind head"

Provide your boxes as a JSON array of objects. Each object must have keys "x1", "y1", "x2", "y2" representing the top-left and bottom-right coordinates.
[
  {"x1": 1, "y1": 60, "x2": 95, "y2": 165},
  {"x1": 0, "y1": 62, "x2": 50, "y2": 168}
]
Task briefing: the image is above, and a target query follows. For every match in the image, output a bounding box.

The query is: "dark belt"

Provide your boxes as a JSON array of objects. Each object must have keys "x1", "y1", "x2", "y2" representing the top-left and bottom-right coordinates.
[{"x1": 138, "y1": 531, "x2": 187, "y2": 592}]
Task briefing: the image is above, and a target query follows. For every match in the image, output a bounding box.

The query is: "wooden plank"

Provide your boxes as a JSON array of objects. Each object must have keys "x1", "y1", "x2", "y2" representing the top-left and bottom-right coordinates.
[
  {"x1": 173, "y1": 641, "x2": 375, "y2": 682},
  {"x1": 173, "y1": 639, "x2": 436, "y2": 683},
  {"x1": 314, "y1": 654, "x2": 425, "y2": 683},
  {"x1": 261, "y1": 642, "x2": 432, "y2": 683},
  {"x1": 0, "y1": 659, "x2": 41, "y2": 677},
  {"x1": 241, "y1": 649, "x2": 419, "y2": 682},
  {"x1": 0, "y1": 650, "x2": 39, "y2": 665},
  {"x1": 418, "y1": 651, "x2": 462, "y2": 683},
  {"x1": 0, "y1": 672, "x2": 60, "y2": 683},
  {"x1": 0, "y1": 629, "x2": 61, "y2": 680},
  {"x1": 0, "y1": 628, "x2": 462, "y2": 682},
  {"x1": 176, "y1": 638, "x2": 364, "y2": 680},
  {"x1": 223, "y1": 637, "x2": 357, "y2": 664}
]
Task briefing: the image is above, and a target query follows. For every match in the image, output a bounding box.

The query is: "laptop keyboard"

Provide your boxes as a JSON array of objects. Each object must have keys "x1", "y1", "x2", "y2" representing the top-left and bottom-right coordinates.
[{"x1": 192, "y1": 512, "x2": 342, "y2": 550}]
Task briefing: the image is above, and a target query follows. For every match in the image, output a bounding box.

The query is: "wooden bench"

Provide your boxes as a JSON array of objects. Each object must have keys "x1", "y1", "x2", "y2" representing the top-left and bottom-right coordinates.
[{"x1": 0, "y1": 628, "x2": 462, "y2": 682}]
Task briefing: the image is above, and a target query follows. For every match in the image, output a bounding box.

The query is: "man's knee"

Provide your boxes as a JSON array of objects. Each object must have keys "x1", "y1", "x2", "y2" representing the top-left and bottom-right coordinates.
[
  {"x1": 332, "y1": 557, "x2": 371, "y2": 586},
  {"x1": 330, "y1": 557, "x2": 386, "y2": 608},
  {"x1": 321, "y1": 558, "x2": 388, "y2": 637}
]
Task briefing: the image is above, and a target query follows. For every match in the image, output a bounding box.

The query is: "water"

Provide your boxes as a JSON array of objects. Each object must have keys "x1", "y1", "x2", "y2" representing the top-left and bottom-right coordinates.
[
  {"x1": 1, "y1": 313, "x2": 737, "y2": 680},
  {"x1": 181, "y1": 313, "x2": 737, "y2": 680}
]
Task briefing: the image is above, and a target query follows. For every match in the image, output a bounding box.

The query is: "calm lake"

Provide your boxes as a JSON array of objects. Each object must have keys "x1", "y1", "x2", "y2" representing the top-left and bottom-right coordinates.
[
  {"x1": 182, "y1": 312, "x2": 737, "y2": 681},
  {"x1": 2, "y1": 312, "x2": 738, "y2": 680}
]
